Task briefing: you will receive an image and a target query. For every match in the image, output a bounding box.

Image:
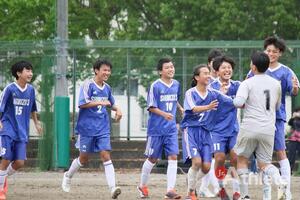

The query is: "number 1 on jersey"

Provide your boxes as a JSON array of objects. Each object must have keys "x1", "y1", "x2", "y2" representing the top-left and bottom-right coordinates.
[{"x1": 264, "y1": 90, "x2": 270, "y2": 110}]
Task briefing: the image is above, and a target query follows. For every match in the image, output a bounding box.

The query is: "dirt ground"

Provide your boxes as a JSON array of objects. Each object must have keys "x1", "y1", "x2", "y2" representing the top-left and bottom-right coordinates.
[{"x1": 5, "y1": 169, "x2": 300, "y2": 200}]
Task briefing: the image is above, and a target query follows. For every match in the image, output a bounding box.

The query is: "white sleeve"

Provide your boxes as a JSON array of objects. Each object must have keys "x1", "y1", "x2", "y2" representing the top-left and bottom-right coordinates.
[{"x1": 233, "y1": 81, "x2": 249, "y2": 107}]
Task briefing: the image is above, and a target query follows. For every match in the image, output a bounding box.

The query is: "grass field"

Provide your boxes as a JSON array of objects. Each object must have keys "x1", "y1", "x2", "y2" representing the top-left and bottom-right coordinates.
[{"x1": 4, "y1": 169, "x2": 300, "y2": 200}]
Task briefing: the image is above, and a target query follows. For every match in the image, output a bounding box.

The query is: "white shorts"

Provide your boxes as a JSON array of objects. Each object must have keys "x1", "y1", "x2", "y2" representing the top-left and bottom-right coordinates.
[{"x1": 234, "y1": 129, "x2": 274, "y2": 163}]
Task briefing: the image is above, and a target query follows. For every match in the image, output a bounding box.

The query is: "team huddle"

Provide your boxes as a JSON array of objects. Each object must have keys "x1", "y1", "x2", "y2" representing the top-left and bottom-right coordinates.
[{"x1": 0, "y1": 36, "x2": 298, "y2": 200}]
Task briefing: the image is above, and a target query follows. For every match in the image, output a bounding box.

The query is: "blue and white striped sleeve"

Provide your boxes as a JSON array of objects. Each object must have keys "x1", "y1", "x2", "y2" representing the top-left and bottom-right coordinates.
[
  {"x1": 184, "y1": 89, "x2": 196, "y2": 111},
  {"x1": 78, "y1": 80, "x2": 91, "y2": 107},
  {"x1": 147, "y1": 83, "x2": 158, "y2": 109},
  {"x1": 0, "y1": 85, "x2": 11, "y2": 113}
]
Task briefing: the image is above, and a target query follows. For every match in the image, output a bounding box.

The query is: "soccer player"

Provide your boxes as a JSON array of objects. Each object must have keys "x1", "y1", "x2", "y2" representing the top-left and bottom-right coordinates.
[
  {"x1": 0, "y1": 61, "x2": 43, "y2": 200},
  {"x1": 61, "y1": 59, "x2": 122, "y2": 199},
  {"x1": 181, "y1": 64, "x2": 235, "y2": 200},
  {"x1": 234, "y1": 51, "x2": 286, "y2": 200},
  {"x1": 210, "y1": 55, "x2": 241, "y2": 200},
  {"x1": 247, "y1": 36, "x2": 299, "y2": 199},
  {"x1": 137, "y1": 58, "x2": 183, "y2": 199},
  {"x1": 197, "y1": 49, "x2": 224, "y2": 198},
  {"x1": 207, "y1": 49, "x2": 224, "y2": 81}
]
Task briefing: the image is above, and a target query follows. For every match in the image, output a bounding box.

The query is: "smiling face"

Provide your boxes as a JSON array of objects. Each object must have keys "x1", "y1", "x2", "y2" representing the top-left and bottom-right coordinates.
[
  {"x1": 195, "y1": 66, "x2": 211, "y2": 86},
  {"x1": 217, "y1": 61, "x2": 233, "y2": 82},
  {"x1": 17, "y1": 68, "x2": 33, "y2": 83},
  {"x1": 94, "y1": 64, "x2": 111, "y2": 82},
  {"x1": 159, "y1": 61, "x2": 175, "y2": 79},
  {"x1": 264, "y1": 44, "x2": 282, "y2": 65}
]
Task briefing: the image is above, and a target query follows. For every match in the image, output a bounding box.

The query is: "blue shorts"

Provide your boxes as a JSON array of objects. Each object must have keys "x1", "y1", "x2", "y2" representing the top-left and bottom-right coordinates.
[
  {"x1": 0, "y1": 135, "x2": 27, "y2": 161},
  {"x1": 75, "y1": 134, "x2": 111, "y2": 153},
  {"x1": 274, "y1": 119, "x2": 286, "y2": 151},
  {"x1": 182, "y1": 127, "x2": 212, "y2": 164},
  {"x1": 211, "y1": 133, "x2": 237, "y2": 154},
  {"x1": 144, "y1": 134, "x2": 179, "y2": 159}
]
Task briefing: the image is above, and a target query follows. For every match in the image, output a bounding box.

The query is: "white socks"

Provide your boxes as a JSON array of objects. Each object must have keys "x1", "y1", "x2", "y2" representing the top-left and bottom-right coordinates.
[
  {"x1": 6, "y1": 163, "x2": 16, "y2": 176},
  {"x1": 187, "y1": 167, "x2": 198, "y2": 192},
  {"x1": 237, "y1": 168, "x2": 249, "y2": 198},
  {"x1": 67, "y1": 158, "x2": 82, "y2": 178},
  {"x1": 167, "y1": 160, "x2": 177, "y2": 191},
  {"x1": 140, "y1": 159, "x2": 155, "y2": 187},
  {"x1": 279, "y1": 159, "x2": 291, "y2": 194},
  {"x1": 263, "y1": 164, "x2": 282, "y2": 185},
  {"x1": 0, "y1": 170, "x2": 7, "y2": 189},
  {"x1": 103, "y1": 160, "x2": 116, "y2": 190}
]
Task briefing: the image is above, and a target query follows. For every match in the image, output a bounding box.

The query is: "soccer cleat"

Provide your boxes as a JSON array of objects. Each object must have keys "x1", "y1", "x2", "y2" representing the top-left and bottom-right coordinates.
[
  {"x1": 219, "y1": 187, "x2": 230, "y2": 200},
  {"x1": 137, "y1": 186, "x2": 149, "y2": 198},
  {"x1": 111, "y1": 187, "x2": 121, "y2": 199},
  {"x1": 278, "y1": 182, "x2": 287, "y2": 200},
  {"x1": 62, "y1": 172, "x2": 71, "y2": 192},
  {"x1": 198, "y1": 187, "x2": 216, "y2": 197},
  {"x1": 185, "y1": 191, "x2": 197, "y2": 200},
  {"x1": 241, "y1": 195, "x2": 251, "y2": 200},
  {"x1": 164, "y1": 189, "x2": 181, "y2": 199},
  {"x1": 233, "y1": 192, "x2": 241, "y2": 200},
  {"x1": 0, "y1": 190, "x2": 6, "y2": 200}
]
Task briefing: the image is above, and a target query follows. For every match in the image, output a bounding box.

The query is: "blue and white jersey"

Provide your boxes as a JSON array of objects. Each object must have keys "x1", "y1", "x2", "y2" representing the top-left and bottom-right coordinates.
[
  {"x1": 209, "y1": 79, "x2": 240, "y2": 136},
  {"x1": 147, "y1": 79, "x2": 181, "y2": 136},
  {"x1": 247, "y1": 63, "x2": 299, "y2": 121},
  {"x1": 0, "y1": 83, "x2": 37, "y2": 142},
  {"x1": 75, "y1": 79, "x2": 115, "y2": 136},
  {"x1": 181, "y1": 87, "x2": 235, "y2": 131}
]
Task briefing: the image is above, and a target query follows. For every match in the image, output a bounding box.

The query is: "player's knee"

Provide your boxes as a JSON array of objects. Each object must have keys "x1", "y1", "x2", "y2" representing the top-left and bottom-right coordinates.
[
  {"x1": 214, "y1": 155, "x2": 225, "y2": 166},
  {"x1": 13, "y1": 160, "x2": 25, "y2": 170},
  {"x1": 79, "y1": 156, "x2": 89, "y2": 165},
  {"x1": 148, "y1": 158, "x2": 158, "y2": 164},
  {"x1": 230, "y1": 156, "x2": 237, "y2": 167},
  {"x1": 100, "y1": 151, "x2": 111, "y2": 162},
  {"x1": 192, "y1": 161, "x2": 202, "y2": 170},
  {"x1": 276, "y1": 150, "x2": 287, "y2": 160},
  {"x1": 201, "y1": 165, "x2": 210, "y2": 174}
]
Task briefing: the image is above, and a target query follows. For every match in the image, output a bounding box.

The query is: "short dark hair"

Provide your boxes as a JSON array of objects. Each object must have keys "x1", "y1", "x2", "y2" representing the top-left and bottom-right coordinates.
[
  {"x1": 212, "y1": 55, "x2": 235, "y2": 71},
  {"x1": 11, "y1": 61, "x2": 33, "y2": 80},
  {"x1": 93, "y1": 59, "x2": 112, "y2": 74},
  {"x1": 191, "y1": 64, "x2": 210, "y2": 87},
  {"x1": 157, "y1": 58, "x2": 172, "y2": 71},
  {"x1": 251, "y1": 51, "x2": 270, "y2": 73},
  {"x1": 207, "y1": 49, "x2": 223, "y2": 63},
  {"x1": 264, "y1": 36, "x2": 286, "y2": 52}
]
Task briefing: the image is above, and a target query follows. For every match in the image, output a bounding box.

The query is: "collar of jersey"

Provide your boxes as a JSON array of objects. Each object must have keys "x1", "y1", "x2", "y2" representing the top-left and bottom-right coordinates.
[
  {"x1": 13, "y1": 82, "x2": 28, "y2": 92},
  {"x1": 159, "y1": 79, "x2": 174, "y2": 88},
  {"x1": 194, "y1": 87, "x2": 208, "y2": 100},
  {"x1": 268, "y1": 63, "x2": 282, "y2": 72},
  {"x1": 216, "y1": 77, "x2": 232, "y2": 88},
  {"x1": 92, "y1": 79, "x2": 106, "y2": 90}
]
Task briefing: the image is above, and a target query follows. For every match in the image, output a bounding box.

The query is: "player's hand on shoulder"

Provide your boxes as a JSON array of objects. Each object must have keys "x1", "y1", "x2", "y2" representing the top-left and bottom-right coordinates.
[
  {"x1": 0, "y1": 121, "x2": 3, "y2": 130},
  {"x1": 208, "y1": 100, "x2": 218, "y2": 110},
  {"x1": 163, "y1": 112, "x2": 173, "y2": 121}
]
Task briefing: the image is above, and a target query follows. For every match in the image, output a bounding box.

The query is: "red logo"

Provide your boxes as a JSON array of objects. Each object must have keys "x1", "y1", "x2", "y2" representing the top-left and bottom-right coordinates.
[{"x1": 215, "y1": 166, "x2": 227, "y2": 180}]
